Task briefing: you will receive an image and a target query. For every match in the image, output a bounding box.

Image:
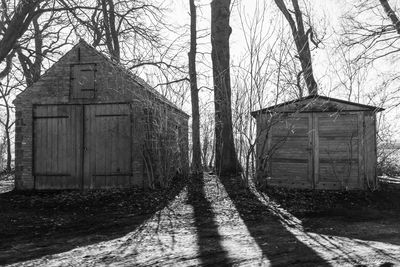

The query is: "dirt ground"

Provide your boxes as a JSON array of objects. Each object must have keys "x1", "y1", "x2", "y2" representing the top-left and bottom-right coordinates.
[
  {"x1": 0, "y1": 173, "x2": 14, "y2": 193},
  {"x1": 1, "y1": 174, "x2": 400, "y2": 266}
]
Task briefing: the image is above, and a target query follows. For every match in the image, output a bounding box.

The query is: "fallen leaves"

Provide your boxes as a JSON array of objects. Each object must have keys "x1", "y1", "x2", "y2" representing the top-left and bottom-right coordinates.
[
  {"x1": 263, "y1": 185, "x2": 400, "y2": 219},
  {"x1": 0, "y1": 176, "x2": 187, "y2": 265}
]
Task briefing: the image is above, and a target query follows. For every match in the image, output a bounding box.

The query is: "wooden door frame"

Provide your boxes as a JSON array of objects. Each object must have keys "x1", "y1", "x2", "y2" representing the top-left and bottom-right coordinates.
[
  {"x1": 313, "y1": 111, "x2": 361, "y2": 189},
  {"x1": 266, "y1": 112, "x2": 314, "y2": 188},
  {"x1": 82, "y1": 103, "x2": 133, "y2": 189},
  {"x1": 81, "y1": 104, "x2": 85, "y2": 189},
  {"x1": 32, "y1": 102, "x2": 133, "y2": 189},
  {"x1": 311, "y1": 113, "x2": 316, "y2": 189},
  {"x1": 32, "y1": 104, "x2": 83, "y2": 189}
]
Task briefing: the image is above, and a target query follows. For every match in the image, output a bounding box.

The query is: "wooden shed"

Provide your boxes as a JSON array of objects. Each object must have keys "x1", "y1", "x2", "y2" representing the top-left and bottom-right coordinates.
[
  {"x1": 251, "y1": 95, "x2": 384, "y2": 190},
  {"x1": 13, "y1": 40, "x2": 189, "y2": 190}
]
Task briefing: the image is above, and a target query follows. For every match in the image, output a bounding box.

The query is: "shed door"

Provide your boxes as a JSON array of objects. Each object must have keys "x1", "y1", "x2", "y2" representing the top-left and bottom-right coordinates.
[
  {"x1": 314, "y1": 113, "x2": 360, "y2": 189},
  {"x1": 83, "y1": 104, "x2": 132, "y2": 189},
  {"x1": 33, "y1": 105, "x2": 83, "y2": 189},
  {"x1": 33, "y1": 104, "x2": 132, "y2": 189},
  {"x1": 268, "y1": 113, "x2": 313, "y2": 188}
]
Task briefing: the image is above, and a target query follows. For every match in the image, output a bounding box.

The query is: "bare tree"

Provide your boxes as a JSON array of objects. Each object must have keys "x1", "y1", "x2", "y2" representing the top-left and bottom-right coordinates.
[
  {"x1": 16, "y1": 7, "x2": 72, "y2": 87},
  {"x1": 1, "y1": 0, "x2": 188, "y2": 89},
  {"x1": 341, "y1": 0, "x2": 400, "y2": 62},
  {"x1": 60, "y1": 0, "x2": 182, "y2": 71},
  {"x1": 189, "y1": 0, "x2": 202, "y2": 175},
  {"x1": 16, "y1": 16, "x2": 44, "y2": 87},
  {"x1": 211, "y1": 0, "x2": 241, "y2": 176},
  {"x1": 0, "y1": 74, "x2": 19, "y2": 172},
  {"x1": 0, "y1": 0, "x2": 61, "y2": 172},
  {"x1": 100, "y1": 0, "x2": 120, "y2": 61},
  {"x1": 338, "y1": 0, "x2": 400, "y2": 116},
  {"x1": 0, "y1": 0, "x2": 42, "y2": 68},
  {"x1": 379, "y1": 0, "x2": 400, "y2": 34},
  {"x1": 274, "y1": 0, "x2": 318, "y2": 95},
  {"x1": 201, "y1": 118, "x2": 212, "y2": 170},
  {"x1": 328, "y1": 44, "x2": 369, "y2": 102},
  {"x1": 230, "y1": 1, "x2": 304, "y2": 183}
]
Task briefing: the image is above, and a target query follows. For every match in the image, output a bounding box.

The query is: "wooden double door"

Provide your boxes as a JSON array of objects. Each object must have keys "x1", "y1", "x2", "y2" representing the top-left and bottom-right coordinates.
[
  {"x1": 268, "y1": 112, "x2": 360, "y2": 189},
  {"x1": 33, "y1": 104, "x2": 133, "y2": 189}
]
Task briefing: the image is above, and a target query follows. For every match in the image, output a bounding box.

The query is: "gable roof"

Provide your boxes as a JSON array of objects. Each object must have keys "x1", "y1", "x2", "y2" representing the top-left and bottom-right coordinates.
[
  {"x1": 15, "y1": 39, "x2": 189, "y2": 118},
  {"x1": 251, "y1": 94, "x2": 384, "y2": 117}
]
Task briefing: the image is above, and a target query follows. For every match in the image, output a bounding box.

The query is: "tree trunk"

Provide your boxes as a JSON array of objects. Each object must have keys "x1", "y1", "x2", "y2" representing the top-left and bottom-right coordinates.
[
  {"x1": 209, "y1": 135, "x2": 215, "y2": 170},
  {"x1": 101, "y1": 0, "x2": 120, "y2": 61},
  {"x1": 211, "y1": 0, "x2": 241, "y2": 176},
  {"x1": 17, "y1": 16, "x2": 43, "y2": 86},
  {"x1": 274, "y1": 0, "x2": 318, "y2": 95},
  {"x1": 0, "y1": 0, "x2": 41, "y2": 64},
  {"x1": 5, "y1": 125, "x2": 11, "y2": 172},
  {"x1": 201, "y1": 133, "x2": 209, "y2": 170},
  {"x1": 189, "y1": 0, "x2": 202, "y2": 175},
  {"x1": 379, "y1": 0, "x2": 400, "y2": 34},
  {"x1": 1, "y1": 93, "x2": 12, "y2": 172}
]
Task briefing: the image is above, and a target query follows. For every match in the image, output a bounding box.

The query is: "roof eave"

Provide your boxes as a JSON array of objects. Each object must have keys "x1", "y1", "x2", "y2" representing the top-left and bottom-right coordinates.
[{"x1": 251, "y1": 95, "x2": 385, "y2": 117}]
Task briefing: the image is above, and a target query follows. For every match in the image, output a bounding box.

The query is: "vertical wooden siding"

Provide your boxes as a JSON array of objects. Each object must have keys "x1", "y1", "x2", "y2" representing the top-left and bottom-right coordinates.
[
  {"x1": 33, "y1": 105, "x2": 83, "y2": 189},
  {"x1": 314, "y1": 113, "x2": 360, "y2": 189},
  {"x1": 364, "y1": 113, "x2": 377, "y2": 188},
  {"x1": 267, "y1": 113, "x2": 313, "y2": 188},
  {"x1": 84, "y1": 104, "x2": 132, "y2": 189},
  {"x1": 261, "y1": 111, "x2": 367, "y2": 190},
  {"x1": 33, "y1": 103, "x2": 133, "y2": 189}
]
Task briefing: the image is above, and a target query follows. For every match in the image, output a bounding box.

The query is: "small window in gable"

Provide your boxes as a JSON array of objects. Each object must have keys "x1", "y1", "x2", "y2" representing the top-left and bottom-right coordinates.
[{"x1": 71, "y1": 64, "x2": 96, "y2": 99}]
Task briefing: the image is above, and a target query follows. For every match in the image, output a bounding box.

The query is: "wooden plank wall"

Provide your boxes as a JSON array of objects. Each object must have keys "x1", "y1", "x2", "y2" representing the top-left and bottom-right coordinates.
[
  {"x1": 34, "y1": 104, "x2": 134, "y2": 189},
  {"x1": 258, "y1": 111, "x2": 374, "y2": 190},
  {"x1": 33, "y1": 105, "x2": 82, "y2": 189},
  {"x1": 267, "y1": 113, "x2": 313, "y2": 188},
  {"x1": 364, "y1": 112, "x2": 378, "y2": 189},
  {"x1": 314, "y1": 113, "x2": 360, "y2": 189},
  {"x1": 84, "y1": 104, "x2": 132, "y2": 189}
]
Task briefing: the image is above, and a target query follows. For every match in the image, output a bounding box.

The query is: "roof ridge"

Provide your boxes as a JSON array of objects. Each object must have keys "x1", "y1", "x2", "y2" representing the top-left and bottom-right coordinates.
[
  {"x1": 76, "y1": 40, "x2": 188, "y2": 117},
  {"x1": 251, "y1": 94, "x2": 384, "y2": 117}
]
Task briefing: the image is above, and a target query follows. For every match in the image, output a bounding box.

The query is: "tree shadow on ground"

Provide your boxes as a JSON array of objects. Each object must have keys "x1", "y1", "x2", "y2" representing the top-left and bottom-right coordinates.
[
  {"x1": 219, "y1": 176, "x2": 331, "y2": 266},
  {"x1": 266, "y1": 186, "x2": 400, "y2": 246},
  {"x1": 300, "y1": 209, "x2": 400, "y2": 246},
  {"x1": 187, "y1": 174, "x2": 231, "y2": 265},
  {"x1": 0, "y1": 177, "x2": 186, "y2": 265}
]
